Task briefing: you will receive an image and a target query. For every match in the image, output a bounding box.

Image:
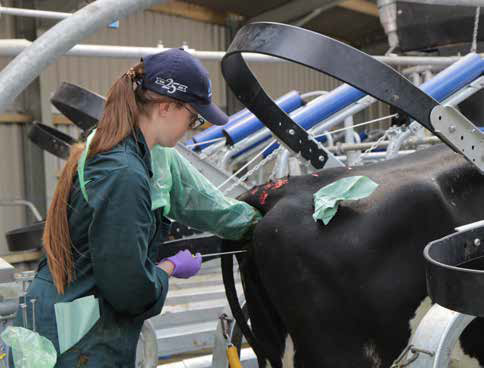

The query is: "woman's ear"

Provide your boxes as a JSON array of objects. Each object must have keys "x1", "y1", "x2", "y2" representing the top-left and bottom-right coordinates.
[{"x1": 157, "y1": 102, "x2": 171, "y2": 117}]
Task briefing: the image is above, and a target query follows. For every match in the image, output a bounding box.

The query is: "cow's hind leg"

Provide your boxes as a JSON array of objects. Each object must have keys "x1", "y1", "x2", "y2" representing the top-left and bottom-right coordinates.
[
  {"x1": 238, "y1": 253, "x2": 287, "y2": 368},
  {"x1": 288, "y1": 323, "x2": 385, "y2": 368}
]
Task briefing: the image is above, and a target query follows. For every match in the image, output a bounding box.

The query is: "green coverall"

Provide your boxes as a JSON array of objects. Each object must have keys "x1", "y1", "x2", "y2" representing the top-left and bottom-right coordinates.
[{"x1": 10, "y1": 128, "x2": 260, "y2": 367}]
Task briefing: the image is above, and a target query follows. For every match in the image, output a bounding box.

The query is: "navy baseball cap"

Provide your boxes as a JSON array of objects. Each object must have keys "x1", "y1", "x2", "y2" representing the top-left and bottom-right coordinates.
[{"x1": 142, "y1": 48, "x2": 228, "y2": 125}]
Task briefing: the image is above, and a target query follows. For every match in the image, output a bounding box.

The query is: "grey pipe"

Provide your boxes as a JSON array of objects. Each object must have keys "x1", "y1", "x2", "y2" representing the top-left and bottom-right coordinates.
[
  {"x1": 0, "y1": 39, "x2": 475, "y2": 66},
  {"x1": 336, "y1": 150, "x2": 415, "y2": 162},
  {"x1": 274, "y1": 149, "x2": 290, "y2": 179},
  {"x1": 0, "y1": 199, "x2": 43, "y2": 221},
  {"x1": 328, "y1": 136, "x2": 440, "y2": 153},
  {"x1": 399, "y1": 0, "x2": 484, "y2": 6},
  {"x1": 0, "y1": 6, "x2": 71, "y2": 20},
  {"x1": 0, "y1": 0, "x2": 167, "y2": 114}
]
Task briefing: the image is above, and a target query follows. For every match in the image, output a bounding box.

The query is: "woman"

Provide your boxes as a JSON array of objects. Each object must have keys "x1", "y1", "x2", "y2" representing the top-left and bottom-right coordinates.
[{"x1": 9, "y1": 48, "x2": 260, "y2": 367}]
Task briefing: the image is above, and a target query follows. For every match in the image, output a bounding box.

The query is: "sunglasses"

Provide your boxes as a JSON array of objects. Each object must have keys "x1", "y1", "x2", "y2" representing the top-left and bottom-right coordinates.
[{"x1": 182, "y1": 104, "x2": 205, "y2": 129}]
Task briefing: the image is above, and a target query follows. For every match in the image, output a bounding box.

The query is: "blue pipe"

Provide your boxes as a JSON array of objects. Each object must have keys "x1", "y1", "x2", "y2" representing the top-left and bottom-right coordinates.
[
  {"x1": 223, "y1": 90, "x2": 304, "y2": 145},
  {"x1": 185, "y1": 107, "x2": 251, "y2": 150},
  {"x1": 231, "y1": 131, "x2": 367, "y2": 160},
  {"x1": 261, "y1": 53, "x2": 484, "y2": 157},
  {"x1": 419, "y1": 53, "x2": 484, "y2": 103},
  {"x1": 255, "y1": 84, "x2": 364, "y2": 156},
  {"x1": 186, "y1": 90, "x2": 302, "y2": 150}
]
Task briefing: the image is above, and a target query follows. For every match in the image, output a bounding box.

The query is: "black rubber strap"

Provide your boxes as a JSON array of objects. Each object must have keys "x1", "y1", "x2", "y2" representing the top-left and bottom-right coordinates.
[
  {"x1": 28, "y1": 122, "x2": 76, "y2": 160},
  {"x1": 425, "y1": 225, "x2": 484, "y2": 317},
  {"x1": 51, "y1": 82, "x2": 104, "y2": 131},
  {"x1": 222, "y1": 22, "x2": 442, "y2": 168},
  {"x1": 221, "y1": 252, "x2": 282, "y2": 366}
]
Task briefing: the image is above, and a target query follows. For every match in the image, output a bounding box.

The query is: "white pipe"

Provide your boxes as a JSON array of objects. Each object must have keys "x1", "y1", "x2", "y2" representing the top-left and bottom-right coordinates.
[
  {"x1": 336, "y1": 150, "x2": 415, "y2": 162},
  {"x1": 274, "y1": 149, "x2": 290, "y2": 178},
  {"x1": 300, "y1": 90, "x2": 328, "y2": 100},
  {"x1": 0, "y1": 39, "x2": 477, "y2": 66},
  {"x1": 0, "y1": 6, "x2": 72, "y2": 19},
  {"x1": 0, "y1": 0, "x2": 168, "y2": 115},
  {"x1": 401, "y1": 0, "x2": 484, "y2": 6},
  {"x1": 344, "y1": 116, "x2": 355, "y2": 144}
]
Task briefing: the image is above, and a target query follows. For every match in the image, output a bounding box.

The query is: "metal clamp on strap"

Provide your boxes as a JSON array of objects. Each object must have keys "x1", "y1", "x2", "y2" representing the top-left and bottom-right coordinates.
[
  {"x1": 221, "y1": 22, "x2": 442, "y2": 169},
  {"x1": 430, "y1": 105, "x2": 484, "y2": 172}
]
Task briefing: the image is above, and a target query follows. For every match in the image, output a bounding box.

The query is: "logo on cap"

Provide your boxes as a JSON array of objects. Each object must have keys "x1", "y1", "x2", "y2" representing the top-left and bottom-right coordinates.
[{"x1": 155, "y1": 77, "x2": 188, "y2": 94}]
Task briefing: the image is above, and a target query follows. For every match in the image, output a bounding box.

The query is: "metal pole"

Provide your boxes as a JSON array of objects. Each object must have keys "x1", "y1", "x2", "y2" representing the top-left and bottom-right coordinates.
[
  {"x1": 402, "y1": 0, "x2": 484, "y2": 6},
  {"x1": 0, "y1": 39, "x2": 474, "y2": 66},
  {"x1": 327, "y1": 136, "x2": 440, "y2": 153},
  {"x1": 0, "y1": 6, "x2": 71, "y2": 20},
  {"x1": 336, "y1": 150, "x2": 415, "y2": 162},
  {"x1": 0, "y1": 0, "x2": 168, "y2": 115},
  {"x1": 0, "y1": 199, "x2": 43, "y2": 222}
]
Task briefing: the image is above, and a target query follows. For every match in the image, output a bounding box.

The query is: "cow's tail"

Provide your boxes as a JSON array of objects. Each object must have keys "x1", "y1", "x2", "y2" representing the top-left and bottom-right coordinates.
[{"x1": 222, "y1": 241, "x2": 286, "y2": 368}]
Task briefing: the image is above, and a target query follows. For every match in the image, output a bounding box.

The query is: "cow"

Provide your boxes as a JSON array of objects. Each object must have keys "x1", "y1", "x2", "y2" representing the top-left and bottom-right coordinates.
[{"x1": 223, "y1": 143, "x2": 484, "y2": 368}]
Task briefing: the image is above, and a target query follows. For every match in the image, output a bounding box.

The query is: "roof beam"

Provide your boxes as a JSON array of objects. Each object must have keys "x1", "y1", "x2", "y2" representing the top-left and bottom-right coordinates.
[
  {"x1": 339, "y1": 0, "x2": 379, "y2": 17},
  {"x1": 150, "y1": 1, "x2": 239, "y2": 25},
  {"x1": 249, "y1": 0, "x2": 346, "y2": 23}
]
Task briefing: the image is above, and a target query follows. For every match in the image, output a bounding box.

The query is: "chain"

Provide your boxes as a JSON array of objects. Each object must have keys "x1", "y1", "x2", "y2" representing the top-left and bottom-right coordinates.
[
  {"x1": 353, "y1": 128, "x2": 392, "y2": 164},
  {"x1": 391, "y1": 345, "x2": 434, "y2": 368},
  {"x1": 471, "y1": 6, "x2": 481, "y2": 53},
  {"x1": 221, "y1": 145, "x2": 281, "y2": 195}
]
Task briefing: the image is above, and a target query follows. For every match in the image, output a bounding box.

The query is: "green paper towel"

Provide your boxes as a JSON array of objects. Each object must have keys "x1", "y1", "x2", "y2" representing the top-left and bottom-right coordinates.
[
  {"x1": 1, "y1": 326, "x2": 57, "y2": 367},
  {"x1": 313, "y1": 175, "x2": 378, "y2": 225},
  {"x1": 54, "y1": 295, "x2": 100, "y2": 354}
]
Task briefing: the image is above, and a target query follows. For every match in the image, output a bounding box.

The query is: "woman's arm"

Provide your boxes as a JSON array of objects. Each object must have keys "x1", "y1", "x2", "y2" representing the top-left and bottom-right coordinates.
[{"x1": 151, "y1": 146, "x2": 261, "y2": 240}]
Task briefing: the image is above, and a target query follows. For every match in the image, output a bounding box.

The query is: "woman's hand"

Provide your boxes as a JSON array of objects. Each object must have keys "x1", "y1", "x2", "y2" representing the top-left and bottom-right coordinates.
[{"x1": 158, "y1": 250, "x2": 202, "y2": 278}]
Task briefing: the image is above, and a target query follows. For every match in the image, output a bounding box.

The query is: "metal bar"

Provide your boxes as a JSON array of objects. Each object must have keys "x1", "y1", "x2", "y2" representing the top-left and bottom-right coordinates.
[
  {"x1": 200, "y1": 250, "x2": 247, "y2": 258},
  {"x1": 0, "y1": 199, "x2": 43, "y2": 222},
  {"x1": 402, "y1": 304, "x2": 476, "y2": 368},
  {"x1": 274, "y1": 149, "x2": 291, "y2": 179},
  {"x1": 0, "y1": 6, "x2": 71, "y2": 20},
  {"x1": 0, "y1": 0, "x2": 168, "y2": 115},
  {"x1": 336, "y1": 150, "x2": 415, "y2": 161},
  {"x1": 400, "y1": 0, "x2": 484, "y2": 6},
  {"x1": 328, "y1": 136, "x2": 441, "y2": 153},
  {"x1": 31, "y1": 299, "x2": 36, "y2": 332},
  {"x1": 0, "y1": 39, "x2": 476, "y2": 66}
]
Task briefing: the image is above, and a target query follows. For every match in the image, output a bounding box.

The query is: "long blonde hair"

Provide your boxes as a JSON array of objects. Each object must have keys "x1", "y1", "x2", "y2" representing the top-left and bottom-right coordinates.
[{"x1": 43, "y1": 62, "x2": 182, "y2": 293}]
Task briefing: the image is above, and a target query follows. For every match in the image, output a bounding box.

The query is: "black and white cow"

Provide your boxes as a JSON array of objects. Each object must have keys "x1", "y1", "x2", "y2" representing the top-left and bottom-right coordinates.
[{"x1": 224, "y1": 144, "x2": 484, "y2": 368}]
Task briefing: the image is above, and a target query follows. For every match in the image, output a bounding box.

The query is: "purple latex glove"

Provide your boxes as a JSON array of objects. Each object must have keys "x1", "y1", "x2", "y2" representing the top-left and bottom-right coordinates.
[{"x1": 160, "y1": 250, "x2": 202, "y2": 279}]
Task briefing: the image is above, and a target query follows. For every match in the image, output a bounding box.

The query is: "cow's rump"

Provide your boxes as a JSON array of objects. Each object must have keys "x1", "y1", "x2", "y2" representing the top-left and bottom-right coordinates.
[{"x1": 229, "y1": 144, "x2": 484, "y2": 368}]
